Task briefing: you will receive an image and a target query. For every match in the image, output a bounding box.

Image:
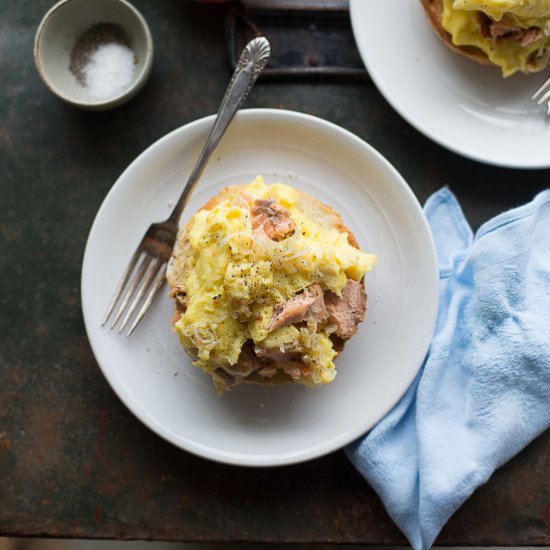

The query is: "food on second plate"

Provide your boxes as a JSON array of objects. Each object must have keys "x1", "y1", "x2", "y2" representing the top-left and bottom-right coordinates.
[
  {"x1": 420, "y1": 0, "x2": 550, "y2": 76},
  {"x1": 166, "y1": 176, "x2": 377, "y2": 393}
]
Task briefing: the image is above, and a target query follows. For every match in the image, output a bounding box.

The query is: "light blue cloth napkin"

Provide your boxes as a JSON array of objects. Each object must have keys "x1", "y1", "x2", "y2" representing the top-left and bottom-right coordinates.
[{"x1": 346, "y1": 187, "x2": 550, "y2": 550}]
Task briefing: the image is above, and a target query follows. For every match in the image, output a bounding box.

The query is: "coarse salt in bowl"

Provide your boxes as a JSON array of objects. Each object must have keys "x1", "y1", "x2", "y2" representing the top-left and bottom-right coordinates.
[{"x1": 34, "y1": 0, "x2": 153, "y2": 110}]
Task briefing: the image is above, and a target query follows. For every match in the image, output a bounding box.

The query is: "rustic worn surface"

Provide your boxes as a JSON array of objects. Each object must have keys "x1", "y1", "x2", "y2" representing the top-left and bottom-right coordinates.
[{"x1": 1, "y1": 0, "x2": 549, "y2": 545}]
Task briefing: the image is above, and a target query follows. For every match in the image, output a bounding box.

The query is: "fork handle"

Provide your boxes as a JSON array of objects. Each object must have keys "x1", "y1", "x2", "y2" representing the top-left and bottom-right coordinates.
[{"x1": 168, "y1": 36, "x2": 271, "y2": 225}]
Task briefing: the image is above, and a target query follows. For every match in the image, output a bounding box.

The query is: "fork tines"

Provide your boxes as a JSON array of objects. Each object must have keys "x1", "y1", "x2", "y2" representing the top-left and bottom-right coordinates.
[
  {"x1": 102, "y1": 249, "x2": 167, "y2": 336},
  {"x1": 531, "y1": 75, "x2": 550, "y2": 115}
]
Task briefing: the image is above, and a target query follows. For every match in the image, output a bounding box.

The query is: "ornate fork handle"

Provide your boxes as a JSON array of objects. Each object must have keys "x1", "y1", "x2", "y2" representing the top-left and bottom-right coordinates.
[{"x1": 168, "y1": 37, "x2": 271, "y2": 225}]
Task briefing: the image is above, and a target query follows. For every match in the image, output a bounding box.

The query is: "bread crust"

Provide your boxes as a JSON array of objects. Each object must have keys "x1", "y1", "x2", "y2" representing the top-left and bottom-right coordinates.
[
  {"x1": 166, "y1": 184, "x2": 365, "y2": 389},
  {"x1": 419, "y1": 0, "x2": 493, "y2": 67}
]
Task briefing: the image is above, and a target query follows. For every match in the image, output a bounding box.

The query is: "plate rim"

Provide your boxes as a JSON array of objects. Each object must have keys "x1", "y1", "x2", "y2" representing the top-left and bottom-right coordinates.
[
  {"x1": 81, "y1": 107, "x2": 439, "y2": 467},
  {"x1": 349, "y1": 0, "x2": 550, "y2": 170}
]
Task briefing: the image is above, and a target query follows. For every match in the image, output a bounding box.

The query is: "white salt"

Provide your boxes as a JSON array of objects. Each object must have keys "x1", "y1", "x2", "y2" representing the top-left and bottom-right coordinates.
[{"x1": 83, "y1": 43, "x2": 136, "y2": 99}]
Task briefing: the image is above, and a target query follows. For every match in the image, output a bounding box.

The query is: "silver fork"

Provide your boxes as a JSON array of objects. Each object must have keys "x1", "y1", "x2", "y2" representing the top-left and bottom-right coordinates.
[
  {"x1": 102, "y1": 36, "x2": 271, "y2": 336},
  {"x1": 531, "y1": 74, "x2": 550, "y2": 115}
]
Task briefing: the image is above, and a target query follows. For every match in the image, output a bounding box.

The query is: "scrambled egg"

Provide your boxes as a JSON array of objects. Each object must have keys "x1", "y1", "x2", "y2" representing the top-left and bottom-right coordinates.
[
  {"x1": 170, "y1": 176, "x2": 377, "y2": 391},
  {"x1": 442, "y1": 0, "x2": 550, "y2": 75}
]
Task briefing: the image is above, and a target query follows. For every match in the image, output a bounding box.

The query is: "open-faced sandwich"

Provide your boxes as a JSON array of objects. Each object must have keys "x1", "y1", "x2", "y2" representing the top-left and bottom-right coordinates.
[
  {"x1": 166, "y1": 176, "x2": 377, "y2": 393},
  {"x1": 420, "y1": 0, "x2": 550, "y2": 76}
]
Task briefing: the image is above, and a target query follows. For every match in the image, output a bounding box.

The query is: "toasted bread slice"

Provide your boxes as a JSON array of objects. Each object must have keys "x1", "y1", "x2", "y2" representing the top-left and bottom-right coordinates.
[
  {"x1": 419, "y1": 0, "x2": 493, "y2": 66},
  {"x1": 166, "y1": 184, "x2": 367, "y2": 389}
]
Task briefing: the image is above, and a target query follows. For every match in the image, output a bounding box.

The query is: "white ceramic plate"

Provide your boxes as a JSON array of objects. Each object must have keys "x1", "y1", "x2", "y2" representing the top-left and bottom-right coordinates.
[
  {"x1": 81, "y1": 109, "x2": 438, "y2": 467},
  {"x1": 350, "y1": 0, "x2": 550, "y2": 169}
]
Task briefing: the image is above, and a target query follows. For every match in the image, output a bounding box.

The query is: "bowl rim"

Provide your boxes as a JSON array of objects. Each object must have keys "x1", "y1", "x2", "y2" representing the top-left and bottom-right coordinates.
[{"x1": 33, "y1": 0, "x2": 154, "y2": 108}]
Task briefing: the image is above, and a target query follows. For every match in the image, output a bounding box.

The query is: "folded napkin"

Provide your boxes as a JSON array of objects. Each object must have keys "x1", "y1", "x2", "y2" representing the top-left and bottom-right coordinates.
[{"x1": 346, "y1": 187, "x2": 550, "y2": 550}]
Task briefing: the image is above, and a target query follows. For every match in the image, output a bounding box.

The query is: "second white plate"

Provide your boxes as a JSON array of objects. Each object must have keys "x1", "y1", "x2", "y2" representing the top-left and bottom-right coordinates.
[
  {"x1": 81, "y1": 109, "x2": 438, "y2": 467},
  {"x1": 350, "y1": 0, "x2": 550, "y2": 168}
]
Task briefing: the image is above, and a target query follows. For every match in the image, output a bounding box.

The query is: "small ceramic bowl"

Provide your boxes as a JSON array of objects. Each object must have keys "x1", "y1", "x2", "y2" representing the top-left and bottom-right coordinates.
[{"x1": 34, "y1": 0, "x2": 153, "y2": 110}]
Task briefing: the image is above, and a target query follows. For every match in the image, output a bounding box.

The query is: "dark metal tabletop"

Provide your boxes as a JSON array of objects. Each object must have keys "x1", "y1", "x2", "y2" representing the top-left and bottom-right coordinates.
[{"x1": 1, "y1": 0, "x2": 549, "y2": 545}]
